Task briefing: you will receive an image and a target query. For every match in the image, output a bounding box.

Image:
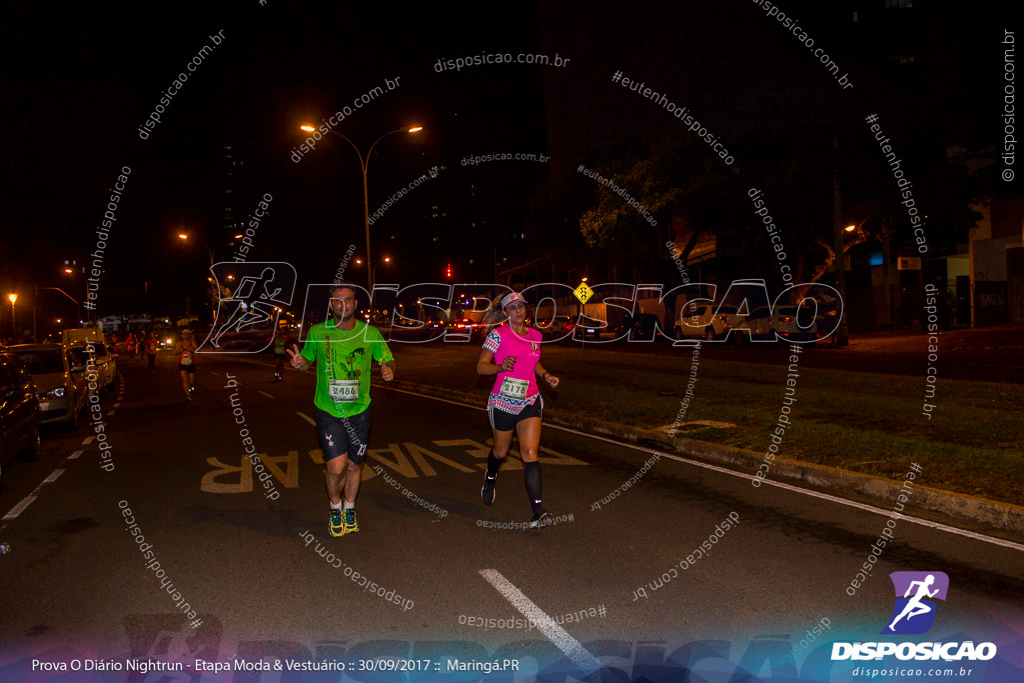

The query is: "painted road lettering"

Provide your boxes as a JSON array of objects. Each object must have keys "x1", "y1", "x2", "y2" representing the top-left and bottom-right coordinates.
[{"x1": 200, "y1": 439, "x2": 587, "y2": 493}]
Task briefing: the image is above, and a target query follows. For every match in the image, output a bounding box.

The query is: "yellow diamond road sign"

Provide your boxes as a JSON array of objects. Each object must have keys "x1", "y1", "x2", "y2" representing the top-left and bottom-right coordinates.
[{"x1": 574, "y1": 282, "x2": 594, "y2": 304}]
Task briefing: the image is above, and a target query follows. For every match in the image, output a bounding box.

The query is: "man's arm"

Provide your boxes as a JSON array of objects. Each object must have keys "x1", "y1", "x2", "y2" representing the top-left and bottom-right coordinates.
[{"x1": 287, "y1": 344, "x2": 311, "y2": 371}]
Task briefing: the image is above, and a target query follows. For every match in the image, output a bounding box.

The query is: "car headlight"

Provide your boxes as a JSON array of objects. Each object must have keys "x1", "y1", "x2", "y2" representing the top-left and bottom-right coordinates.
[{"x1": 43, "y1": 387, "x2": 67, "y2": 399}]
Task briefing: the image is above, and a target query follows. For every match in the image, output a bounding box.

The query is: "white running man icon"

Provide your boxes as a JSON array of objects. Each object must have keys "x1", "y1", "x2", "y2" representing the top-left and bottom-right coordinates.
[{"x1": 888, "y1": 574, "x2": 939, "y2": 631}]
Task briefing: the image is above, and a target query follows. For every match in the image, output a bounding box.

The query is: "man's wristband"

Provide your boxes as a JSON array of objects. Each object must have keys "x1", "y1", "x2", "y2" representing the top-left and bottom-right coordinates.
[{"x1": 541, "y1": 372, "x2": 549, "y2": 380}]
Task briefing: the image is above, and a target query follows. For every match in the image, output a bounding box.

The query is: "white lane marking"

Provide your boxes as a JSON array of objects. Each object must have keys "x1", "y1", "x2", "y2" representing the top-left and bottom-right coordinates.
[
  {"x1": 377, "y1": 384, "x2": 486, "y2": 411},
  {"x1": 259, "y1": 391, "x2": 274, "y2": 399},
  {"x1": 296, "y1": 412, "x2": 315, "y2": 426},
  {"x1": 479, "y1": 568, "x2": 600, "y2": 673},
  {"x1": 43, "y1": 469, "x2": 65, "y2": 484},
  {"x1": 2, "y1": 496, "x2": 37, "y2": 520},
  {"x1": 553, "y1": 424, "x2": 1024, "y2": 554},
  {"x1": 386, "y1": 386, "x2": 1024, "y2": 553},
  {"x1": 82, "y1": 436, "x2": 95, "y2": 445},
  {"x1": 67, "y1": 450, "x2": 83, "y2": 460}
]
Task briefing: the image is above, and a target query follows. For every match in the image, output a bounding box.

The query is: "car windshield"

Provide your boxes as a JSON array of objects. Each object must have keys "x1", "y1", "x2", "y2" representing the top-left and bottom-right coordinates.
[
  {"x1": 718, "y1": 306, "x2": 739, "y2": 315},
  {"x1": 14, "y1": 349, "x2": 63, "y2": 374}
]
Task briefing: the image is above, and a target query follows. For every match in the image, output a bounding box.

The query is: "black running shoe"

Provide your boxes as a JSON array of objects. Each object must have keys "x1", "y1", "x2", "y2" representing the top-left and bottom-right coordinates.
[
  {"x1": 481, "y1": 474, "x2": 496, "y2": 505},
  {"x1": 529, "y1": 510, "x2": 553, "y2": 528}
]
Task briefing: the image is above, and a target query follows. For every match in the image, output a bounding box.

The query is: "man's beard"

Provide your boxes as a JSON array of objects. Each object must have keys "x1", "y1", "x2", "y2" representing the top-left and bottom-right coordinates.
[{"x1": 333, "y1": 308, "x2": 355, "y2": 324}]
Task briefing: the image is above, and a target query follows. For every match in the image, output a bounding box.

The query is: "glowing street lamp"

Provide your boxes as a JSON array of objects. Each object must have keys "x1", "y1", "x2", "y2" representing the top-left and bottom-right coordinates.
[
  {"x1": 299, "y1": 123, "x2": 422, "y2": 291},
  {"x1": 8, "y1": 292, "x2": 17, "y2": 340},
  {"x1": 178, "y1": 232, "x2": 214, "y2": 266}
]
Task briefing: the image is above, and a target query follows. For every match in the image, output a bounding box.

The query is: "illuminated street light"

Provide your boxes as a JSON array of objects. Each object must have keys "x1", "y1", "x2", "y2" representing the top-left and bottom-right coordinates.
[
  {"x1": 178, "y1": 232, "x2": 214, "y2": 266},
  {"x1": 299, "y1": 123, "x2": 422, "y2": 291},
  {"x1": 8, "y1": 293, "x2": 17, "y2": 340},
  {"x1": 354, "y1": 256, "x2": 392, "y2": 285}
]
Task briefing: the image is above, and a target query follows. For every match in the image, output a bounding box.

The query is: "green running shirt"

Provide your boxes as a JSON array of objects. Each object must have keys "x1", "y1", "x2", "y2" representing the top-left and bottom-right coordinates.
[{"x1": 300, "y1": 319, "x2": 394, "y2": 418}]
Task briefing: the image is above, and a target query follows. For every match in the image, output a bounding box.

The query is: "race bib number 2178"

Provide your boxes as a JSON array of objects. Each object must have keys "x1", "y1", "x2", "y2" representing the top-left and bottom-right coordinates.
[{"x1": 499, "y1": 377, "x2": 529, "y2": 400}]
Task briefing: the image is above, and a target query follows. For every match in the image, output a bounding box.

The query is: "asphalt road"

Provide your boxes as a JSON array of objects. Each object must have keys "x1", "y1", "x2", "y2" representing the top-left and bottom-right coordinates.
[{"x1": 0, "y1": 353, "x2": 1021, "y2": 681}]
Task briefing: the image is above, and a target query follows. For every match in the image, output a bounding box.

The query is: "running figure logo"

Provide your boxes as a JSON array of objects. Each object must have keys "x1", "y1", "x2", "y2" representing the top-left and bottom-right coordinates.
[
  {"x1": 882, "y1": 571, "x2": 949, "y2": 635},
  {"x1": 197, "y1": 261, "x2": 296, "y2": 353}
]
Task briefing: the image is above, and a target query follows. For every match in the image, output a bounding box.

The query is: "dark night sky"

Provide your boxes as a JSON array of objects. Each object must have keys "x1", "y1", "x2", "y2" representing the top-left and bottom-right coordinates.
[{"x1": 0, "y1": 0, "x2": 1015, "y2": 326}]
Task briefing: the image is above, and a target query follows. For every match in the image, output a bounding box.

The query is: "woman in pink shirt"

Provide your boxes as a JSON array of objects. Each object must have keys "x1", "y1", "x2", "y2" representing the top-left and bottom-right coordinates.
[{"x1": 476, "y1": 292, "x2": 560, "y2": 527}]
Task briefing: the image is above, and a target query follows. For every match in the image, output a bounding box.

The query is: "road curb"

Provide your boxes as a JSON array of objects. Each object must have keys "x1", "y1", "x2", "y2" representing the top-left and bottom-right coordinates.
[{"x1": 375, "y1": 378, "x2": 1024, "y2": 535}]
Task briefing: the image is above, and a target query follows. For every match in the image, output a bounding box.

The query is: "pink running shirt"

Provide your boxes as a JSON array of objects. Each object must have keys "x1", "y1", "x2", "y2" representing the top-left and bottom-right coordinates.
[{"x1": 482, "y1": 325, "x2": 543, "y2": 414}]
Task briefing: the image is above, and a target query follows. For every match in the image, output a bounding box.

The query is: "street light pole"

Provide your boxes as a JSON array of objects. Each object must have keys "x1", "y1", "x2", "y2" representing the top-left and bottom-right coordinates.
[
  {"x1": 178, "y1": 233, "x2": 217, "y2": 326},
  {"x1": 35, "y1": 285, "x2": 82, "y2": 340},
  {"x1": 301, "y1": 125, "x2": 421, "y2": 293},
  {"x1": 8, "y1": 293, "x2": 17, "y2": 342},
  {"x1": 178, "y1": 233, "x2": 214, "y2": 267},
  {"x1": 832, "y1": 136, "x2": 849, "y2": 347}
]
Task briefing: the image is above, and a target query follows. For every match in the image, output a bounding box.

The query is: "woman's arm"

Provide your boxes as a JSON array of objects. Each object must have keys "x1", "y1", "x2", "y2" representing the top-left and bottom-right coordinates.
[{"x1": 477, "y1": 348, "x2": 515, "y2": 375}]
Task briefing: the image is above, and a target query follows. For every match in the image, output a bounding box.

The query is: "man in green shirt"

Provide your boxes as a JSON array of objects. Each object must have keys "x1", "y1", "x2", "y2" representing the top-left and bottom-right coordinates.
[{"x1": 287, "y1": 284, "x2": 395, "y2": 537}]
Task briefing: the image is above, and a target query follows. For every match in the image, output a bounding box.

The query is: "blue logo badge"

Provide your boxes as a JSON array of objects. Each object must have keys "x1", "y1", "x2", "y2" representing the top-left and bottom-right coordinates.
[{"x1": 881, "y1": 571, "x2": 949, "y2": 635}]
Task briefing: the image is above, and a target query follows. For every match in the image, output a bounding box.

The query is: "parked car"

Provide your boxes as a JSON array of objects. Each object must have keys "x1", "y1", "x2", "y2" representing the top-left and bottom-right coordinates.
[
  {"x1": 747, "y1": 306, "x2": 776, "y2": 343},
  {"x1": 0, "y1": 350, "x2": 42, "y2": 486},
  {"x1": 62, "y1": 327, "x2": 117, "y2": 392},
  {"x1": 772, "y1": 304, "x2": 820, "y2": 344},
  {"x1": 713, "y1": 305, "x2": 749, "y2": 343},
  {"x1": 674, "y1": 304, "x2": 747, "y2": 342},
  {"x1": 68, "y1": 346, "x2": 101, "y2": 402},
  {"x1": 528, "y1": 315, "x2": 574, "y2": 341},
  {"x1": 571, "y1": 315, "x2": 605, "y2": 341},
  {"x1": 8, "y1": 343, "x2": 88, "y2": 429},
  {"x1": 611, "y1": 313, "x2": 666, "y2": 342},
  {"x1": 68, "y1": 340, "x2": 116, "y2": 393}
]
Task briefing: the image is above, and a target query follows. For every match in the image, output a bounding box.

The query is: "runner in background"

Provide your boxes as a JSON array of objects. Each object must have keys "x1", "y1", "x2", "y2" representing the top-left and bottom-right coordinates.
[
  {"x1": 145, "y1": 331, "x2": 158, "y2": 371},
  {"x1": 126, "y1": 332, "x2": 138, "y2": 363},
  {"x1": 273, "y1": 328, "x2": 288, "y2": 381},
  {"x1": 173, "y1": 330, "x2": 197, "y2": 401}
]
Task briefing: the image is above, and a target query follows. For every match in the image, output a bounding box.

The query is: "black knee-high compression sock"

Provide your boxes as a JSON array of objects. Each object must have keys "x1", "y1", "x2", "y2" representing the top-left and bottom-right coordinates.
[
  {"x1": 485, "y1": 449, "x2": 502, "y2": 480},
  {"x1": 524, "y1": 461, "x2": 543, "y2": 514}
]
